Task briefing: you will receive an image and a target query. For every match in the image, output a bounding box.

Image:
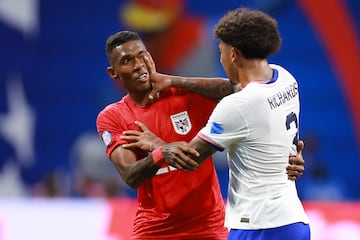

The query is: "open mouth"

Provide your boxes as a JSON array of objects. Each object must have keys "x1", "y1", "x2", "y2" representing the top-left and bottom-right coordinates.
[{"x1": 137, "y1": 72, "x2": 149, "y2": 82}]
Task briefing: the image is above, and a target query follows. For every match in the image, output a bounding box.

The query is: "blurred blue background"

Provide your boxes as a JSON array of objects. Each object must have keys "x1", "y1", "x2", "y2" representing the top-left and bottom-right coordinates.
[{"x1": 0, "y1": 0, "x2": 359, "y2": 200}]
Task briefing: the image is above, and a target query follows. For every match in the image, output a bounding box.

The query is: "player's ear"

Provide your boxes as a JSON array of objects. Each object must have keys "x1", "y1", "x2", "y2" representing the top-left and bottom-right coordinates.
[
  {"x1": 107, "y1": 67, "x2": 118, "y2": 79},
  {"x1": 231, "y1": 47, "x2": 240, "y2": 61}
]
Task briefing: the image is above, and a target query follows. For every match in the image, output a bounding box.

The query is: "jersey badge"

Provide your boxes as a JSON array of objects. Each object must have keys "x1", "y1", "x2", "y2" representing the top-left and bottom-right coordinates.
[
  {"x1": 101, "y1": 131, "x2": 112, "y2": 147},
  {"x1": 170, "y1": 111, "x2": 192, "y2": 135},
  {"x1": 210, "y1": 122, "x2": 224, "y2": 134}
]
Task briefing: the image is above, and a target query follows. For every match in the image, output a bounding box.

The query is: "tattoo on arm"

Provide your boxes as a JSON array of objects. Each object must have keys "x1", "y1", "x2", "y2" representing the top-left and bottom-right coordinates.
[{"x1": 172, "y1": 77, "x2": 234, "y2": 100}]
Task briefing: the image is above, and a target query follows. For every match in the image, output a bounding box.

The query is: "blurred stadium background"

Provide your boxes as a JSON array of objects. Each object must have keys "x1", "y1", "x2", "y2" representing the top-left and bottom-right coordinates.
[{"x1": 0, "y1": 0, "x2": 359, "y2": 239}]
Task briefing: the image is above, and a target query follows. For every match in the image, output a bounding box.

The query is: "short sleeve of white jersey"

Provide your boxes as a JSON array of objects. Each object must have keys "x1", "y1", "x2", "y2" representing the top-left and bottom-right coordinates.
[{"x1": 198, "y1": 94, "x2": 247, "y2": 151}]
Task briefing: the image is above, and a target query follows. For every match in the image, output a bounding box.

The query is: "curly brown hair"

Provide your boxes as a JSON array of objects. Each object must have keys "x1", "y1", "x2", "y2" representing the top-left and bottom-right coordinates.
[{"x1": 214, "y1": 8, "x2": 281, "y2": 59}]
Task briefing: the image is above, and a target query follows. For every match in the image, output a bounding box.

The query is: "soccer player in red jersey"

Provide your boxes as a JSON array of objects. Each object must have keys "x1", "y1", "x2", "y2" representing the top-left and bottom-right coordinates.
[{"x1": 96, "y1": 31, "x2": 305, "y2": 239}]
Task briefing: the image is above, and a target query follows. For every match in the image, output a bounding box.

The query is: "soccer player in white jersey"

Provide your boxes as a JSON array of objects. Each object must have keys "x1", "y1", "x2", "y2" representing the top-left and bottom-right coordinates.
[{"x1": 154, "y1": 7, "x2": 311, "y2": 240}]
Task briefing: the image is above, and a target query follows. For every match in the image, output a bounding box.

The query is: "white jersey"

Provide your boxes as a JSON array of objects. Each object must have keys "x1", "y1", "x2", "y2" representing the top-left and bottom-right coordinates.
[{"x1": 198, "y1": 64, "x2": 309, "y2": 230}]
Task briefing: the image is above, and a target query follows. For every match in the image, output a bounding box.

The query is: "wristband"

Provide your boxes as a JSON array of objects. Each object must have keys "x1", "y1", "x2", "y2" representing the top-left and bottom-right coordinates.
[{"x1": 152, "y1": 147, "x2": 165, "y2": 167}]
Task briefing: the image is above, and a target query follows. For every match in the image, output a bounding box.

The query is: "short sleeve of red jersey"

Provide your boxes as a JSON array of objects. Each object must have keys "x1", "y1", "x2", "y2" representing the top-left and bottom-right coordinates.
[{"x1": 96, "y1": 105, "x2": 130, "y2": 158}]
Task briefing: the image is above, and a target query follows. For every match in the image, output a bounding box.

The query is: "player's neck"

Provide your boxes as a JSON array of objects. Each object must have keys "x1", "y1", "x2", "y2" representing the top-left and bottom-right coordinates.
[
  {"x1": 238, "y1": 60, "x2": 272, "y2": 87},
  {"x1": 129, "y1": 91, "x2": 158, "y2": 106}
]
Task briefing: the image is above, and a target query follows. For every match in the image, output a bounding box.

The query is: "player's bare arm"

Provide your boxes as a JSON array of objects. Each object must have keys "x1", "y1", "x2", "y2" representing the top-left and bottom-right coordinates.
[
  {"x1": 120, "y1": 121, "x2": 215, "y2": 171},
  {"x1": 163, "y1": 136, "x2": 305, "y2": 179},
  {"x1": 110, "y1": 146, "x2": 160, "y2": 188},
  {"x1": 143, "y1": 52, "x2": 235, "y2": 100},
  {"x1": 121, "y1": 120, "x2": 306, "y2": 179},
  {"x1": 170, "y1": 76, "x2": 235, "y2": 100},
  {"x1": 120, "y1": 122, "x2": 204, "y2": 171}
]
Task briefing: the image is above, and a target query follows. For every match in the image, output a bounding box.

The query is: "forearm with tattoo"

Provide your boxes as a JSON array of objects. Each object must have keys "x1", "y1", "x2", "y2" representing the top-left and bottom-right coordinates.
[{"x1": 171, "y1": 77, "x2": 235, "y2": 100}]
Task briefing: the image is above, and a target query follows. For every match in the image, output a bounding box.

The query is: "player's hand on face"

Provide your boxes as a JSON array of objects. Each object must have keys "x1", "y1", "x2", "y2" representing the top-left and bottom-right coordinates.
[
  {"x1": 120, "y1": 121, "x2": 166, "y2": 152},
  {"x1": 144, "y1": 51, "x2": 156, "y2": 76},
  {"x1": 162, "y1": 142, "x2": 200, "y2": 172},
  {"x1": 143, "y1": 51, "x2": 172, "y2": 100},
  {"x1": 287, "y1": 140, "x2": 305, "y2": 180}
]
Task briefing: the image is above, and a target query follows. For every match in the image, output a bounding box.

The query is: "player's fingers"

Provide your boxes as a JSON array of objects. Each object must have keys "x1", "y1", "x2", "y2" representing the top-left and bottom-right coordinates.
[
  {"x1": 177, "y1": 144, "x2": 200, "y2": 168},
  {"x1": 119, "y1": 135, "x2": 138, "y2": 141},
  {"x1": 185, "y1": 148, "x2": 200, "y2": 158},
  {"x1": 121, "y1": 142, "x2": 139, "y2": 149},
  {"x1": 179, "y1": 144, "x2": 200, "y2": 158},
  {"x1": 287, "y1": 175, "x2": 297, "y2": 180},
  {"x1": 286, "y1": 166, "x2": 303, "y2": 180},
  {"x1": 164, "y1": 150, "x2": 199, "y2": 170},
  {"x1": 287, "y1": 164, "x2": 304, "y2": 173},
  {"x1": 147, "y1": 51, "x2": 156, "y2": 70},
  {"x1": 289, "y1": 155, "x2": 304, "y2": 166},
  {"x1": 168, "y1": 159, "x2": 190, "y2": 172},
  {"x1": 286, "y1": 169, "x2": 302, "y2": 177},
  {"x1": 176, "y1": 151, "x2": 199, "y2": 169},
  {"x1": 122, "y1": 130, "x2": 142, "y2": 136},
  {"x1": 148, "y1": 87, "x2": 160, "y2": 100},
  {"x1": 144, "y1": 52, "x2": 155, "y2": 75},
  {"x1": 287, "y1": 172, "x2": 299, "y2": 180},
  {"x1": 287, "y1": 173, "x2": 301, "y2": 180},
  {"x1": 174, "y1": 157, "x2": 198, "y2": 171},
  {"x1": 297, "y1": 140, "x2": 305, "y2": 153},
  {"x1": 168, "y1": 157, "x2": 190, "y2": 171},
  {"x1": 134, "y1": 121, "x2": 149, "y2": 132}
]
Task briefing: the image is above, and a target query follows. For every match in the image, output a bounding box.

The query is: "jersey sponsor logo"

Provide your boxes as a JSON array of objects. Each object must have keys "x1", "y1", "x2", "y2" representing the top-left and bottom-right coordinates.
[
  {"x1": 101, "y1": 131, "x2": 112, "y2": 147},
  {"x1": 155, "y1": 165, "x2": 177, "y2": 175},
  {"x1": 240, "y1": 217, "x2": 250, "y2": 223},
  {"x1": 210, "y1": 122, "x2": 224, "y2": 134},
  {"x1": 170, "y1": 111, "x2": 192, "y2": 135}
]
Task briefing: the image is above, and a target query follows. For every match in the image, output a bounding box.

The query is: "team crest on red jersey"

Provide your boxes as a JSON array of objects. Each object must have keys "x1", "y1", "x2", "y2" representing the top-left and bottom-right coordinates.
[{"x1": 170, "y1": 111, "x2": 192, "y2": 135}]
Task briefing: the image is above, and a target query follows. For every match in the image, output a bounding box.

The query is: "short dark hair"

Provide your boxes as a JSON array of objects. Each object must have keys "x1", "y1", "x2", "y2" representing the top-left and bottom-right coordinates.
[
  {"x1": 214, "y1": 8, "x2": 281, "y2": 59},
  {"x1": 105, "y1": 31, "x2": 142, "y2": 58}
]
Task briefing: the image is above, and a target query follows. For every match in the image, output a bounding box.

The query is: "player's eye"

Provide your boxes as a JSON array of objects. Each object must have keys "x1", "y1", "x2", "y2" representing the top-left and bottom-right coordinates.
[{"x1": 122, "y1": 57, "x2": 131, "y2": 64}]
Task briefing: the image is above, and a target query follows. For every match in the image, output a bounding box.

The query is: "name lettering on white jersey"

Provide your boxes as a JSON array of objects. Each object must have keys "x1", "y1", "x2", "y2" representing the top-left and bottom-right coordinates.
[
  {"x1": 170, "y1": 111, "x2": 192, "y2": 135},
  {"x1": 267, "y1": 82, "x2": 298, "y2": 109}
]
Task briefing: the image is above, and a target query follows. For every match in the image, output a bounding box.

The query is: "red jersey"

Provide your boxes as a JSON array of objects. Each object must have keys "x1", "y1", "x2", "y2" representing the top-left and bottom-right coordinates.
[{"x1": 97, "y1": 88, "x2": 228, "y2": 239}]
